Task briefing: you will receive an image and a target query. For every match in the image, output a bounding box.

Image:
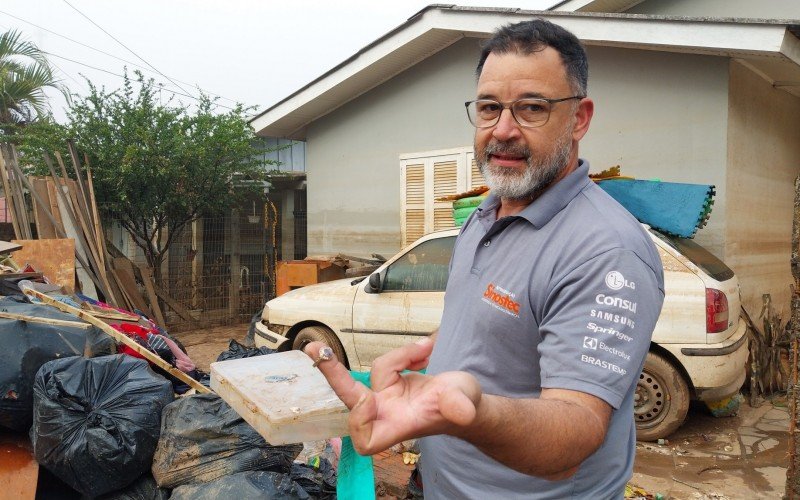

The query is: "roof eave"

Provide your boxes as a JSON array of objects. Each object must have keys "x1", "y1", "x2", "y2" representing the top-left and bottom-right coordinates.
[{"x1": 250, "y1": 7, "x2": 800, "y2": 140}]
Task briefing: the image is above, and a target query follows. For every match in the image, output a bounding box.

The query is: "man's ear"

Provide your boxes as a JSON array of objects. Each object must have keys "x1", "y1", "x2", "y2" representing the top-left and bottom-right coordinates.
[{"x1": 572, "y1": 98, "x2": 594, "y2": 142}]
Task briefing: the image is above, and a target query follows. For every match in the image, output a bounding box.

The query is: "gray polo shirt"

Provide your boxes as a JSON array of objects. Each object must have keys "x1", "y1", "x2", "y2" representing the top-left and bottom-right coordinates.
[{"x1": 420, "y1": 160, "x2": 665, "y2": 499}]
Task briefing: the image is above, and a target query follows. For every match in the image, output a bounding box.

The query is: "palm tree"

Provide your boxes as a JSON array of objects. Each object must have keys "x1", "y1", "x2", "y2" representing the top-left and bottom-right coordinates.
[{"x1": 0, "y1": 30, "x2": 65, "y2": 129}]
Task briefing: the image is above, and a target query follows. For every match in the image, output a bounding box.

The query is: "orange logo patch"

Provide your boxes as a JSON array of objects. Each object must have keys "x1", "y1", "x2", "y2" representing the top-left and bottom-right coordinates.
[{"x1": 483, "y1": 283, "x2": 520, "y2": 316}]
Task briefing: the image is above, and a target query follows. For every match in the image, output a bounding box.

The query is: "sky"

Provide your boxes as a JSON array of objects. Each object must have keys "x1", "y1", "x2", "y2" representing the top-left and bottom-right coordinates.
[{"x1": 2, "y1": 0, "x2": 558, "y2": 122}]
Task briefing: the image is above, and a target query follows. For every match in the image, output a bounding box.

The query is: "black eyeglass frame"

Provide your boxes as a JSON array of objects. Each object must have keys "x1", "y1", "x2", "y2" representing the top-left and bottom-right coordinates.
[{"x1": 464, "y1": 95, "x2": 585, "y2": 129}]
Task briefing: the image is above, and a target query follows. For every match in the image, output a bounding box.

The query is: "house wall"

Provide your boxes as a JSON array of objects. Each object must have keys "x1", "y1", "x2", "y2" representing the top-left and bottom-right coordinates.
[
  {"x1": 305, "y1": 37, "x2": 731, "y2": 258},
  {"x1": 725, "y1": 60, "x2": 800, "y2": 318},
  {"x1": 580, "y1": 46, "x2": 729, "y2": 256},
  {"x1": 305, "y1": 39, "x2": 478, "y2": 256},
  {"x1": 627, "y1": 0, "x2": 800, "y2": 19}
]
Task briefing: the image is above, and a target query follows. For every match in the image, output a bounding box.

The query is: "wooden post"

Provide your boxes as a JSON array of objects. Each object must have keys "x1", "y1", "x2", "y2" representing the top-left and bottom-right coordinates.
[
  {"x1": 787, "y1": 175, "x2": 800, "y2": 499},
  {"x1": 191, "y1": 218, "x2": 204, "y2": 310},
  {"x1": 23, "y1": 288, "x2": 211, "y2": 394},
  {"x1": 229, "y1": 209, "x2": 241, "y2": 319}
]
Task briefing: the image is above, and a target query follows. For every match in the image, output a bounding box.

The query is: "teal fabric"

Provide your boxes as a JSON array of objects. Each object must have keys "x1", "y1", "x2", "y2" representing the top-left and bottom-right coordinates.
[
  {"x1": 337, "y1": 371, "x2": 375, "y2": 500},
  {"x1": 336, "y1": 370, "x2": 425, "y2": 499}
]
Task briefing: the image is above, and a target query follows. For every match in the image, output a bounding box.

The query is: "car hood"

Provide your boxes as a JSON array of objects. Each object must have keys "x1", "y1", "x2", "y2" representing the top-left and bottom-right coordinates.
[{"x1": 266, "y1": 278, "x2": 359, "y2": 328}]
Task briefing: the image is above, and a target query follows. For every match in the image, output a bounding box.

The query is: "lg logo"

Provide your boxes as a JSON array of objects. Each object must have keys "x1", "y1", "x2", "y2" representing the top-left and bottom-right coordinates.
[{"x1": 605, "y1": 271, "x2": 635, "y2": 291}]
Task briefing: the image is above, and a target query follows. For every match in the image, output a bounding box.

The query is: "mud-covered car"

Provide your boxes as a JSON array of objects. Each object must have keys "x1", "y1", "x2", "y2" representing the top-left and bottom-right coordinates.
[{"x1": 254, "y1": 227, "x2": 748, "y2": 440}]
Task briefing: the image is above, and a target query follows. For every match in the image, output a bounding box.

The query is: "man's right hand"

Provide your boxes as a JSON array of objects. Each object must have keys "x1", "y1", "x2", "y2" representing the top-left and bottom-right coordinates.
[{"x1": 303, "y1": 338, "x2": 481, "y2": 455}]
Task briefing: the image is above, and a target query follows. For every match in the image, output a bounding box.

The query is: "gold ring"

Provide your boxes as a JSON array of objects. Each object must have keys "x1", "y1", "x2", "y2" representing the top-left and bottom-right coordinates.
[{"x1": 312, "y1": 346, "x2": 334, "y2": 368}]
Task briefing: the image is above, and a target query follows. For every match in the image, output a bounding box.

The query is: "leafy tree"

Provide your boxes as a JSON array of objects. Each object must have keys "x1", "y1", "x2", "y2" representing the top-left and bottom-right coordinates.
[
  {"x1": 20, "y1": 71, "x2": 270, "y2": 284},
  {"x1": 0, "y1": 30, "x2": 65, "y2": 131}
]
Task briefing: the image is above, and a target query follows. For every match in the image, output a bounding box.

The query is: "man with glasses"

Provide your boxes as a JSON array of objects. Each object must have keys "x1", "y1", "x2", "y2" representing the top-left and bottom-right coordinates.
[{"x1": 307, "y1": 18, "x2": 664, "y2": 498}]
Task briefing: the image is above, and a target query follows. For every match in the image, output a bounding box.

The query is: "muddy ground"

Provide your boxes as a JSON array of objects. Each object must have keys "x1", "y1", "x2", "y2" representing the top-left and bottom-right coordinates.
[{"x1": 177, "y1": 325, "x2": 790, "y2": 499}]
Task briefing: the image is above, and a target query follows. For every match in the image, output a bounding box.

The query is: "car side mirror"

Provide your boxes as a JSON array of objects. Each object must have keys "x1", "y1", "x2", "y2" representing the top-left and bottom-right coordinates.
[{"x1": 365, "y1": 273, "x2": 382, "y2": 294}]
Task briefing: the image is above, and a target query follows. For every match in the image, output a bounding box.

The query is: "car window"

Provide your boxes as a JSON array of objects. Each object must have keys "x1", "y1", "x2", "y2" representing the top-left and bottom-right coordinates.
[
  {"x1": 652, "y1": 231, "x2": 735, "y2": 282},
  {"x1": 382, "y1": 236, "x2": 456, "y2": 292}
]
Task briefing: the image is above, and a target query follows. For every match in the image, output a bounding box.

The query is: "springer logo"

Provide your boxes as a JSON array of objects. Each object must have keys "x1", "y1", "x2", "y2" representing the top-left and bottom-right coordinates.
[
  {"x1": 583, "y1": 337, "x2": 598, "y2": 350},
  {"x1": 605, "y1": 271, "x2": 635, "y2": 291}
]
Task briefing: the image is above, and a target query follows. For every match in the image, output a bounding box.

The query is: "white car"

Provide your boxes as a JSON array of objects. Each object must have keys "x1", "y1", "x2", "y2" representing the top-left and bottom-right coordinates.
[{"x1": 254, "y1": 227, "x2": 748, "y2": 440}]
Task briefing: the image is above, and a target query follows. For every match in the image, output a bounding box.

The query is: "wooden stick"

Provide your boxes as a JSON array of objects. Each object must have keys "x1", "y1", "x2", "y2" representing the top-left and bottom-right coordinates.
[
  {"x1": 24, "y1": 288, "x2": 211, "y2": 394},
  {"x1": 83, "y1": 156, "x2": 107, "y2": 271},
  {"x1": 0, "y1": 146, "x2": 22, "y2": 239},
  {"x1": 8, "y1": 147, "x2": 32, "y2": 239},
  {"x1": 0, "y1": 311, "x2": 91, "y2": 329},
  {"x1": 152, "y1": 282, "x2": 202, "y2": 324},
  {"x1": 43, "y1": 153, "x2": 105, "y2": 297},
  {"x1": 138, "y1": 264, "x2": 167, "y2": 327}
]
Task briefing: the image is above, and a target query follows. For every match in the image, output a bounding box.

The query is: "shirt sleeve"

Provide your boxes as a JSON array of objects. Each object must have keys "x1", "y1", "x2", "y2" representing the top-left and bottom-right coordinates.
[{"x1": 537, "y1": 248, "x2": 664, "y2": 409}]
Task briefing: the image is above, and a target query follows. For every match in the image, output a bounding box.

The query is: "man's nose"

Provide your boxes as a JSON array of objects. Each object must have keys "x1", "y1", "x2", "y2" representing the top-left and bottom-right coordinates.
[{"x1": 492, "y1": 108, "x2": 522, "y2": 141}]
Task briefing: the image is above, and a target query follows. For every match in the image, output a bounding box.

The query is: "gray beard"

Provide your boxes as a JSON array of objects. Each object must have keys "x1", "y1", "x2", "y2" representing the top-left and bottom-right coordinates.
[{"x1": 476, "y1": 132, "x2": 572, "y2": 201}]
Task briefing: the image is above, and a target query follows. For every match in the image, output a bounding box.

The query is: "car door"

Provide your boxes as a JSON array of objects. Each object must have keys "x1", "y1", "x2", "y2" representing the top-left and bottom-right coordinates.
[{"x1": 349, "y1": 234, "x2": 456, "y2": 368}]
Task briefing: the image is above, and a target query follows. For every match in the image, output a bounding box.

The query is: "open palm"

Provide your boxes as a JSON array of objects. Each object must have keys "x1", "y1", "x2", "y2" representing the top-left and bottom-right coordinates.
[{"x1": 304, "y1": 340, "x2": 481, "y2": 455}]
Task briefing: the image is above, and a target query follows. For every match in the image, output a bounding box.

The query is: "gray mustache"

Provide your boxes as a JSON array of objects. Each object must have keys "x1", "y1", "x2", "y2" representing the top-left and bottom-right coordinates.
[{"x1": 484, "y1": 142, "x2": 531, "y2": 158}]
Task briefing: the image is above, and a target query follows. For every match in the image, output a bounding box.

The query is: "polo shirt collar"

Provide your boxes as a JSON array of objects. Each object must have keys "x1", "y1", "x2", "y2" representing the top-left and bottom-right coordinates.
[{"x1": 476, "y1": 159, "x2": 592, "y2": 229}]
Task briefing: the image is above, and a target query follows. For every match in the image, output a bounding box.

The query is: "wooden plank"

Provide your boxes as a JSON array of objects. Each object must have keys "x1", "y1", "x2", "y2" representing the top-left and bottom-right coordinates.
[
  {"x1": 24, "y1": 287, "x2": 211, "y2": 394},
  {"x1": 0, "y1": 310, "x2": 91, "y2": 329},
  {"x1": 43, "y1": 153, "x2": 100, "y2": 298},
  {"x1": 83, "y1": 157, "x2": 107, "y2": 271},
  {"x1": 137, "y1": 264, "x2": 166, "y2": 327},
  {"x1": 29, "y1": 178, "x2": 57, "y2": 239},
  {"x1": 45, "y1": 178, "x2": 64, "y2": 231},
  {"x1": 152, "y1": 282, "x2": 201, "y2": 323},
  {"x1": 10, "y1": 239, "x2": 75, "y2": 291},
  {"x1": 111, "y1": 257, "x2": 152, "y2": 316},
  {"x1": 0, "y1": 147, "x2": 22, "y2": 239},
  {"x1": 108, "y1": 267, "x2": 138, "y2": 314},
  {"x1": 7, "y1": 146, "x2": 32, "y2": 239}
]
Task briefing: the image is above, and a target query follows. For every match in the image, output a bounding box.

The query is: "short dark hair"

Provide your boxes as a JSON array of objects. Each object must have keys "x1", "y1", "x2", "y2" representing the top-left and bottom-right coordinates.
[{"x1": 476, "y1": 19, "x2": 588, "y2": 95}]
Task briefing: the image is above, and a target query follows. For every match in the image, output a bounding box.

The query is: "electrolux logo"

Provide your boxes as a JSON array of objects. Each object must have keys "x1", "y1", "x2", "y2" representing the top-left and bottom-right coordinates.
[
  {"x1": 583, "y1": 336, "x2": 598, "y2": 349},
  {"x1": 605, "y1": 271, "x2": 635, "y2": 290}
]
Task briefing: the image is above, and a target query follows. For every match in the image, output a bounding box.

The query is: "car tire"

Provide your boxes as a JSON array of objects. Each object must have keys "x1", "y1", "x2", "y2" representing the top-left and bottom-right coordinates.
[
  {"x1": 292, "y1": 325, "x2": 347, "y2": 367},
  {"x1": 635, "y1": 352, "x2": 690, "y2": 441}
]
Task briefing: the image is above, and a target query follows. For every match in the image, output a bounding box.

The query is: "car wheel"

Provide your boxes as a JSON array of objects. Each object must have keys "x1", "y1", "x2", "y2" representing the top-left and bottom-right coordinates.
[
  {"x1": 635, "y1": 352, "x2": 690, "y2": 441},
  {"x1": 292, "y1": 326, "x2": 347, "y2": 367}
]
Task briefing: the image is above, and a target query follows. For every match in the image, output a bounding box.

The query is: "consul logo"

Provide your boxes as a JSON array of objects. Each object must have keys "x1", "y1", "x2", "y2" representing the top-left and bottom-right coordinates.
[{"x1": 605, "y1": 271, "x2": 635, "y2": 291}]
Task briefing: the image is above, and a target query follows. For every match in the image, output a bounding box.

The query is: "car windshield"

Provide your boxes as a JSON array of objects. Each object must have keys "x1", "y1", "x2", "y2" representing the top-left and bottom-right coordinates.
[
  {"x1": 383, "y1": 236, "x2": 456, "y2": 291},
  {"x1": 653, "y1": 231, "x2": 734, "y2": 282}
]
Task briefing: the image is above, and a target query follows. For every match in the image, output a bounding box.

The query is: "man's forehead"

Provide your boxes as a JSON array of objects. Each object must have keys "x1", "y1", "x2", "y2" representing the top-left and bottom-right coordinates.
[{"x1": 477, "y1": 47, "x2": 570, "y2": 95}]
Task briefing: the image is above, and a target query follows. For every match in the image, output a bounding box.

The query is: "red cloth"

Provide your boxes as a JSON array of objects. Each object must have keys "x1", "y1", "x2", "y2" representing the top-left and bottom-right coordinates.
[{"x1": 113, "y1": 323, "x2": 154, "y2": 360}]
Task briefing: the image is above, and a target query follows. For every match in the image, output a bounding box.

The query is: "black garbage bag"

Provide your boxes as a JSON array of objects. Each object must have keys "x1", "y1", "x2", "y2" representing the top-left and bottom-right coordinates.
[
  {"x1": 169, "y1": 471, "x2": 309, "y2": 500},
  {"x1": 30, "y1": 354, "x2": 174, "y2": 498},
  {"x1": 96, "y1": 472, "x2": 169, "y2": 500},
  {"x1": 216, "y1": 338, "x2": 275, "y2": 362},
  {"x1": 0, "y1": 296, "x2": 114, "y2": 431},
  {"x1": 243, "y1": 307, "x2": 263, "y2": 347},
  {"x1": 290, "y1": 460, "x2": 337, "y2": 499},
  {"x1": 151, "y1": 393, "x2": 302, "y2": 489}
]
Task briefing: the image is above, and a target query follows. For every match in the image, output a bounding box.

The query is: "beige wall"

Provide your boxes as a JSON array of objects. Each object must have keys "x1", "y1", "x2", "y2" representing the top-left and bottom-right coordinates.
[
  {"x1": 725, "y1": 60, "x2": 800, "y2": 318},
  {"x1": 305, "y1": 39, "x2": 731, "y2": 257},
  {"x1": 628, "y1": 0, "x2": 800, "y2": 19}
]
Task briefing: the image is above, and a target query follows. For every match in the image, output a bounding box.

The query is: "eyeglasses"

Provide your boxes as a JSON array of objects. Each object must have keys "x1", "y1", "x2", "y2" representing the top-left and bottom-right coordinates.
[{"x1": 464, "y1": 96, "x2": 585, "y2": 128}]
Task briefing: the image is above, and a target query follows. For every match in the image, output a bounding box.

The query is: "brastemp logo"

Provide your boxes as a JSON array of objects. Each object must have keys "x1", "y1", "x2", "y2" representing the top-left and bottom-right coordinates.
[{"x1": 583, "y1": 336, "x2": 598, "y2": 350}]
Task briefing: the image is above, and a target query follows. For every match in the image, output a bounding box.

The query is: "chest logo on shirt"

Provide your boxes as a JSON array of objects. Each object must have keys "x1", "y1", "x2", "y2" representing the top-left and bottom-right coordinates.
[{"x1": 482, "y1": 283, "x2": 520, "y2": 317}]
